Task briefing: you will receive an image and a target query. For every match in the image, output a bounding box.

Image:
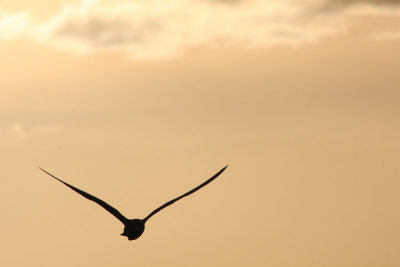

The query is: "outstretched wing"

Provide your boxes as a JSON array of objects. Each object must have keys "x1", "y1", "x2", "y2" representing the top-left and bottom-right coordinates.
[
  {"x1": 143, "y1": 165, "x2": 228, "y2": 223},
  {"x1": 39, "y1": 167, "x2": 128, "y2": 225}
]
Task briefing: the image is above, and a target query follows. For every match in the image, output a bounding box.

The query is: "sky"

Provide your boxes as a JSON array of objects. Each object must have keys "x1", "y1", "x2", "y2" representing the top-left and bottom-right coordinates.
[{"x1": 1, "y1": 0, "x2": 400, "y2": 266}]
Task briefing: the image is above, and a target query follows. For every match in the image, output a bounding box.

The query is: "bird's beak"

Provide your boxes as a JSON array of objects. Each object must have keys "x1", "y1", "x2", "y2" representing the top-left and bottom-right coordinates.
[{"x1": 121, "y1": 233, "x2": 126, "y2": 236}]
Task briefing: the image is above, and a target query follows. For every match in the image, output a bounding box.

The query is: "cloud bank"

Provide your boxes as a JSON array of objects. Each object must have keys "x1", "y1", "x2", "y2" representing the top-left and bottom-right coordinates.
[{"x1": 1, "y1": 0, "x2": 400, "y2": 59}]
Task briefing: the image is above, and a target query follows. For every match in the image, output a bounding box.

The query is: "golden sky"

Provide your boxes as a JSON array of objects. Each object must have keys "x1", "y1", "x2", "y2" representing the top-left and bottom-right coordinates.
[{"x1": 1, "y1": 0, "x2": 400, "y2": 266}]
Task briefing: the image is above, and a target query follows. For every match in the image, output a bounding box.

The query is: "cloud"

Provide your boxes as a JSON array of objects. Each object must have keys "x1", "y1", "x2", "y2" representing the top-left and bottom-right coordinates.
[
  {"x1": 10, "y1": 123, "x2": 62, "y2": 138},
  {"x1": 0, "y1": 10, "x2": 29, "y2": 39},
  {"x1": 36, "y1": 0, "x2": 345, "y2": 59},
  {"x1": 38, "y1": 1, "x2": 166, "y2": 57},
  {"x1": 1, "y1": 0, "x2": 400, "y2": 59}
]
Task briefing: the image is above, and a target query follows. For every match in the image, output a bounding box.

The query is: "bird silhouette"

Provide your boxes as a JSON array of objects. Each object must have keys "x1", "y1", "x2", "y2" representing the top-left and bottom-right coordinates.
[{"x1": 39, "y1": 165, "x2": 227, "y2": 241}]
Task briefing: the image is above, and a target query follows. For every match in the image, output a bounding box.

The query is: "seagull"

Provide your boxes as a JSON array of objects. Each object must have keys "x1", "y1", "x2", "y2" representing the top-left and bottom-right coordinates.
[{"x1": 39, "y1": 165, "x2": 228, "y2": 241}]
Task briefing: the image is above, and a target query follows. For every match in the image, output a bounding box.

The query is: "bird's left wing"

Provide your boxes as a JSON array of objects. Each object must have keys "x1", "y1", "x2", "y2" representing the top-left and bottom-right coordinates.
[
  {"x1": 142, "y1": 165, "x2": 228, "y2": 223},
  {"x1": 39, "y1": 167, "x2": 128, "y2": 225}
]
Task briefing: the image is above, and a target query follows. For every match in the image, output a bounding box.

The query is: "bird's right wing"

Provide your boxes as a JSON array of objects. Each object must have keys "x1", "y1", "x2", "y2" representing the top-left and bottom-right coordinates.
[
  {"x1": 143, "y1": 165, "x2": 228, "y2": 223},
  {"x1": 39, "y1": 168, "x2": 128, "y2": 225}
]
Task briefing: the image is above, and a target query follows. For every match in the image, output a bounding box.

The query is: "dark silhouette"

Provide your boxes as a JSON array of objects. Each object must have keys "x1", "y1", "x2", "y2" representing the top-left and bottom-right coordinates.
[{"x1": 39, "y1": 165, "x2": 228, "y2": 241}]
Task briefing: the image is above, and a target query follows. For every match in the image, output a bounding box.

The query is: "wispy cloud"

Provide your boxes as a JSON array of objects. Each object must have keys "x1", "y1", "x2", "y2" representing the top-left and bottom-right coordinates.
[
  {"x1": 1, "y1": 0, "x2": 400, "y2": 59},
  {"x1": 10, "y1": 123, "x2": 62, "y2": 139}
]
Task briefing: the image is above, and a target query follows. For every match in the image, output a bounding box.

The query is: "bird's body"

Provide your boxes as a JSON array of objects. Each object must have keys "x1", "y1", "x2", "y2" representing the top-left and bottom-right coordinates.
[
  {"x1": 121, "y1": 219, "x2": 145, "y2": 240},
  {"x1": 39, "y1": 166, "x2": 227, "y2": 241}
]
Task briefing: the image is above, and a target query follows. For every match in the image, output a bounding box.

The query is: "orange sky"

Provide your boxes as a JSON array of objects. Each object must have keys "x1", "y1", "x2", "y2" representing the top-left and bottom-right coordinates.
[{"x1": 1, "y1": 1, "x2": 400, "y2": 266}]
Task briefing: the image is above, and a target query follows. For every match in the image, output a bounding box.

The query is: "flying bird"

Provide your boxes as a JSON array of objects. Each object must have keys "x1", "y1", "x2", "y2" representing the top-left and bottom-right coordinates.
[{"x1": 39, "y1": 165, "x2": 228, "y2": 241}]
